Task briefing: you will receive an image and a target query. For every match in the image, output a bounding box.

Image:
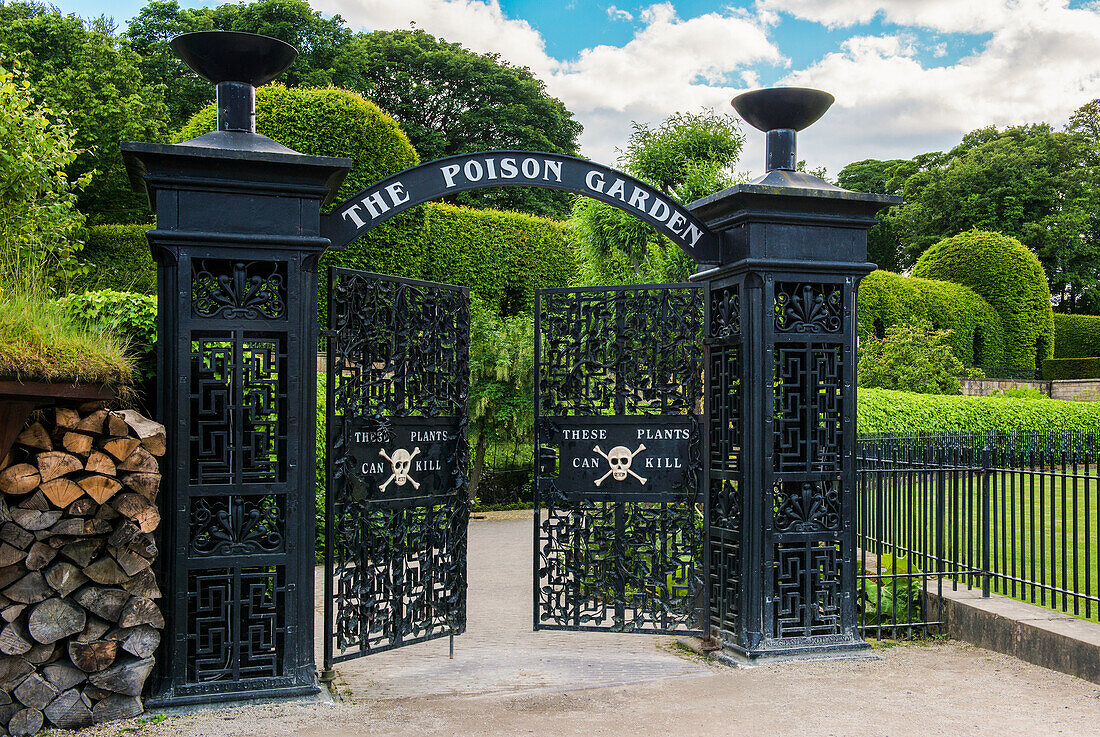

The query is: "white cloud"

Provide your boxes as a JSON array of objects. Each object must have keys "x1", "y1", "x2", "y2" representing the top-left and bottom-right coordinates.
[
  {"x1": 773, "y1": 2, "x2": 1100, "y2": 174},
  {"x1": 607, "y1": 6, "x2": 633, "y2": 22},
  {"x1": 312, "y1": 0, "x2": 783, "y2": 166},
  {"x1": 307, "y1": 0, "x2": 1100, "y2": 179}
]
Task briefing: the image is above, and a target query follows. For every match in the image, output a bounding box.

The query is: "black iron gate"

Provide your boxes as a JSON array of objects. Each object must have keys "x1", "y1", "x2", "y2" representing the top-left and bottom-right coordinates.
[
  {"x1": 323, "y1": 268, "x2": 470, "y2": 668},
  {"x1": 534, "y1": 284, "x2": 705, "y2": 633}
]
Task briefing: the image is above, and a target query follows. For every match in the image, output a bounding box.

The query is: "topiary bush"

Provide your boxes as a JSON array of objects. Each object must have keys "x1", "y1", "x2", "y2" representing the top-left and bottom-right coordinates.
[
  {"x1": 1042, "y1": 357, "x2": 1100, "y2": 380},
  {"x1": 70, "y1": 224, "x2": 156, "y2": 295},
  {"x1": 1052, "y1": 312, "x2": 1100, "y2": 359},
  {"x1": 911, "y1": 229, "x2": 1054, "y2": 369},
  {"x1": 857, "y1": 269, "x2": 1004, "y2": 367},
  {"x1": 857, "y1": 387, "x2": 1100, "y2": 435}
]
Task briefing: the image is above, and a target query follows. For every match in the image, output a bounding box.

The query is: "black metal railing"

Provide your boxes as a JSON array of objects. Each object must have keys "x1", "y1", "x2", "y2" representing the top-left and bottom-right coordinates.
[{"x1": 856, "y1": 432, "x2": 1100, "y2": 639}]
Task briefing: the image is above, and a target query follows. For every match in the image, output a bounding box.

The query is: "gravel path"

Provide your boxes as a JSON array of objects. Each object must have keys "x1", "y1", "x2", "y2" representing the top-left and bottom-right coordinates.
[{"x1": 81, "y1": 513, "x2": 1100, "y2": 737}]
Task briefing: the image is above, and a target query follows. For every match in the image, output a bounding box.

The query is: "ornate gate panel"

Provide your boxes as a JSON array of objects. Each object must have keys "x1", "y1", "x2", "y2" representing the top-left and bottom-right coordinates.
[
  {"x1": 323, "y1": 268, "x2": 470, "y2": 667},
  {"x1": 534, "y1": 284, "x2": 705, "y2": 633}
]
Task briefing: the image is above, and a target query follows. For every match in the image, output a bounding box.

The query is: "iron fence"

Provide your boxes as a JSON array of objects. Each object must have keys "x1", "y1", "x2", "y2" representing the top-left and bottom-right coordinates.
[{"x1": 855, "y1": 432, "x2": 1100, "y2": 639}]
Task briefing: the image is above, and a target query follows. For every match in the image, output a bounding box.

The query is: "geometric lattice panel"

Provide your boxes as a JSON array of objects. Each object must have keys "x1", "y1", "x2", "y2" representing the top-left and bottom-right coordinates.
[
  {"x1": 186, "y1": 567, "x2": 286, "y2": 683},
  {"x1": 773, "y1": 542, "x2": 843, "y2": 638}
]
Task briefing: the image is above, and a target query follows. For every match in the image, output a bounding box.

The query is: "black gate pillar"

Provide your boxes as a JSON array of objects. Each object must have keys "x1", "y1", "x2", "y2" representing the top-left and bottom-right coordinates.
[
  {"x1": 690, "y1": 88, "x2": 899, "y2": 659},
  {"x1": 121, "y1": 32, "x2": 351, "y2": 705}
]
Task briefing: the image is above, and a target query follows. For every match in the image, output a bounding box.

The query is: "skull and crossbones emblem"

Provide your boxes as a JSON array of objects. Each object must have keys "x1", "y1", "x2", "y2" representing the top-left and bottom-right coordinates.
[
  {"x1": 592, "y1": 444, "x2": 648, "y2": 486},
  {"x1": 378, "y1": 447, "x2": 421, "y2": 491}
]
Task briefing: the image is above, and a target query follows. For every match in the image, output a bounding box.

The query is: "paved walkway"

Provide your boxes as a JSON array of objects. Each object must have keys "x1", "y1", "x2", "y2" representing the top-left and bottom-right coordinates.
[
  {"x1": 88, "y1": 513, "x2": 1100, "y2": 737},
  {"x1": 316, "y1": 511, "x2": 710, "y2": 700}
]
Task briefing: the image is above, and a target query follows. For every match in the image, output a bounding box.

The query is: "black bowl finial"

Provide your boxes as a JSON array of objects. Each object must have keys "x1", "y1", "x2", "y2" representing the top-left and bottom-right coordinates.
[
  {"x1": 731, "y1": 87, "x2": 834, "y2": 133},
  {"x1": 170, "y1": 31, "x2": 297, "y2": 87}
]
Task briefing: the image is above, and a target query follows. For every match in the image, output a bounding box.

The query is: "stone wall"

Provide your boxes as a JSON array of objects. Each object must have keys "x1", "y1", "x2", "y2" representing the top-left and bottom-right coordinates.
[
  {"x1": 0, "y1": 402, "x2": 164, "y2": 735},
  {"x1": 959, "y1": 378, "x2": 1051, "y2": 397},
  {"x1": 1049, "y1": 379, "x2": 1100, "y2": 402}
]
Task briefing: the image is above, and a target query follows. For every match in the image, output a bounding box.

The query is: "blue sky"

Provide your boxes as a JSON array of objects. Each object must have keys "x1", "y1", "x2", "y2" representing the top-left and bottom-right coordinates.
[{"x1": 52, "y1": 0, "x2": 1100, "y2": 177}]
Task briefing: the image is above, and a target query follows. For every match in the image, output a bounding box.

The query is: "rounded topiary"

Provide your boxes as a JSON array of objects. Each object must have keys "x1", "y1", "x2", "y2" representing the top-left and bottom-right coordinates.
[
  {"x1": 174, "y1": 84, "x2": 420, "y2": 202},
  {"x1": 858, "y1": 269, "x2": 1005, "y2": 368},
  {"x1": 911, "y1": 230, "x2": 1054, "y2": 369}
]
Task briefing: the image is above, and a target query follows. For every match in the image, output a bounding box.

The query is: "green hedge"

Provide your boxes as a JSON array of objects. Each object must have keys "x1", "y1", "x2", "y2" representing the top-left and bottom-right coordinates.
[
  {"x1": 912, "y1": 229, "x2": 1054, "y2": 369},
  {"x1": 56, "y1": 290, "x2": 157, "y2": 379},
  {"x1": 858, "y1": 387, "x2": 1100, "y2": 434},
  {"x1": 857, "y1": 269, "x2": 1004, "y2": 366},
  {"x1": 1053, "y1": 313, "x2": 1100, "y2": 358},
  {"x1": 1042, "y1": 357, "x2": 1100, "y2": 380},
  {"x1": 72, "y1": 224, "x2": 156, "y2": 295}
]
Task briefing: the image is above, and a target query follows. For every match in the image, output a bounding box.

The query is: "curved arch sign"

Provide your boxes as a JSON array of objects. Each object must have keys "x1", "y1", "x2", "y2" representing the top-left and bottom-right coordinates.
[{"x1": 321, "y1": 151, "x2": 718, "y2": 264}]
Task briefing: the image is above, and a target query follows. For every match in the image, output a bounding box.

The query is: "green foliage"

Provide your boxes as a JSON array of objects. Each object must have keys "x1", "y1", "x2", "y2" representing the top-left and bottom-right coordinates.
[
  {"x1": 0, "y1": 2, "x2": 168, "y2": 224},
  {"x1": 332, "y1": 28, "x2": 581, "y2": 218},
  {"x1": 1052, "y1": 313, "x2": 1100, "y2": 359},
  {"x1": 1042, "y1": 357, "x2": 1100, "y2": 380},
  {"x1": 857, "y1": 388, "x2": 1100, "y2": 435},
  {"x1": 618, "y1": 110, "x2": 743, "y2": 202},
  {"x1": 992, "y1": 386, "x2": 1047, "y2": 400},
  {"x1": 912, "y1": 230, "x2": 1054, "y2": 369},
  {"x1": 176, "y1": 83, "x2": 419, "y2": 202},
  {"x1": 860, "y1": 554, "x2": 923, "y2": 627},
  {"x1": 856, "y1": 270, "x2": 1004, "y2": 367},
  {"x1": 57, "y1": 290, "x2": 157, "y2": 380},
  {"x1": 468, "y1": 298, "x2": 534, "y2": 502},
  {"x1": 420, "y1": 203, "x2": 577, "y2": 315},
  {"x1": 126, "y1": 0, "x2": 353, "y2": 130},
  {"x1": 858, "y1": 324, "x2": 967, "y2": 395},
  {"x1": 0, "y1": 62, "x2": 88, "y2": 296},
  {"x1": 71, "y1": 224, "x2": 157, "y2": 295},
  {"x1": 573, "y1": 110, "x2": 742, "y2": 286},
  {"x1": 837, "y1": 158, "x2": 914, "y2": 272}
]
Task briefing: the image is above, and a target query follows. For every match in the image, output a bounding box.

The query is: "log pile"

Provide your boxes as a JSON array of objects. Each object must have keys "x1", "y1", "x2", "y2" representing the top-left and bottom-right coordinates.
[{"x1": 0, "y1": 402, "x2": 164, "y2": 734}]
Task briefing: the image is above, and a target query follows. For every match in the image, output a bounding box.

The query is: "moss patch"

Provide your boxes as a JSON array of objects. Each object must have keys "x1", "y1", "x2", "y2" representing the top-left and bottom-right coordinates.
[{"x1": 0, "y1": 294, "x2": 133, "y2": 385}]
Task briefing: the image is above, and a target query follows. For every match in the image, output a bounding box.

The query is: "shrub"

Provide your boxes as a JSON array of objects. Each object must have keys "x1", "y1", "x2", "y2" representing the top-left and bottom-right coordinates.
[
  {"x1": 858, "y1": 324, "x2": 967, "y2": 394},
  {"x1": 857, "y1": 388, "x2": 1100, "y2": 435},
  {"x1": 57, "y1": 290, "x2": 157, "y2": 380},
  {"x1": 857, "y1": 269, "x2": 1004, "y2": 367},
  {"x1": 71, "y1": 224, "x2": 156, "y2": 295},
  {"x1": 175, "y1": 84, "x2": 419, "y2": 202},
  {"x1": 1053, "y1": 313, "x2": 1100, "y2": 358},
  {"x1": 912, "y1": 230, "x2": 1054, "y2": 369},
  {"x1": 1042, "y1": 357, "x2": 1100, "y2": 380}
]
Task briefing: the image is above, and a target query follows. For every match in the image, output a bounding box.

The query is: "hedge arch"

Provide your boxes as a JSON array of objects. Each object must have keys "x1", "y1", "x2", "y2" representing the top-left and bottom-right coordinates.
[
  {"x1": 912, "y1": 229, "x2": 1054, "y2": 369},
  {"x1": 857, "y1": 269, "x2": 1004, "y2": 367}
]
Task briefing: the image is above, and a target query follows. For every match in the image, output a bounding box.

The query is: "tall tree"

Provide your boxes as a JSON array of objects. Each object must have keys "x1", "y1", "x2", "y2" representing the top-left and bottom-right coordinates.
[
  {"x1": 837, "y1": 158, "x2": 915, "y2": 272},
  {"x1": 0, "y1": 2, "x2": 168, "y2": 225},
  {"x1": 573, "y1": 110, "x2": 742, "y2": 285},
  {"x1": 125, "y1": 0, "x2": 352, "y2": 130},
  {"x1": 331, "y1": 29, "x2": 582, "y2": 218}
]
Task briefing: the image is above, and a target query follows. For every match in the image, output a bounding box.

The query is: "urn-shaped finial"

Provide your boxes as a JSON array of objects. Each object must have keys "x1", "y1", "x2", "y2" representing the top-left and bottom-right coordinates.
[{"x1": 732, "y1": 87, "x2": 834, "y2": 172}]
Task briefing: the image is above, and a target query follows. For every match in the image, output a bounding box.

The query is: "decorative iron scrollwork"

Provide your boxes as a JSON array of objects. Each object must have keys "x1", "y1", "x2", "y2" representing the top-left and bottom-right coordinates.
[
  {"x1": 773, "y1": 542, "x2": 842, "y2": 638},
  {"x1": 325, "y1": 269, "x2": 469, "y2": 662},
  {"x1": 193, "y1": 260, "x2": 287, "y2": 320},
  {"x1": 710, "y1": 287, "x2": 740, "y2": 340},
  {"x1": 190, "y1": 495, "x2": 285, "y2": 556},
  {"x1": 773, "y1": 481, "x2": 840, "y2": 531},
  {"x1": 535, "y1": 285, "x2": 705, "y2": 634},
  {"x1": 774, "y1": 282, "x2": 842, "y2": 333}
]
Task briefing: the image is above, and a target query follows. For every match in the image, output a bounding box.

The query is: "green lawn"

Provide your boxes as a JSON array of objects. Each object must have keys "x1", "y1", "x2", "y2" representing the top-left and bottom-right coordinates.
[{"x1": 858, "y1": 466, "x2": 1100, "y2": 623}]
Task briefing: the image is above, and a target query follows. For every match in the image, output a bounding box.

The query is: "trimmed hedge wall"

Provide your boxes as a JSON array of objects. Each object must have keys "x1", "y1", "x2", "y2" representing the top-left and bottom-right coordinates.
[
  {"x1": 78, "y1": 204, "x2": 578, "y2": 320},
  {"x1": 912, "y1": 229, "x2": 1054, "y2": 369},
  {"x1": 1042, "y1": 357, "x2": 1100, "y2": 380},
  {"x1": 857, "y1": 269, "x2": 1004, "y2": 366},
  {"x1": 1053, "y1": 313, "x2": 1100, "y2": 359},
  {"x1": 72, "y1": 224, "x2": 156, "y2": 295},
  {"x1": 858, "y1": 387, "x2": 1100, "y2": 435}
]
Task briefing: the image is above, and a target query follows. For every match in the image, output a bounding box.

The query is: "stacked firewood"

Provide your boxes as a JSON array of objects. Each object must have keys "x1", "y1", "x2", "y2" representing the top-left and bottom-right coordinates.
[{"x1": 0, "y1": 402, "x2": 164, "y2": 735}]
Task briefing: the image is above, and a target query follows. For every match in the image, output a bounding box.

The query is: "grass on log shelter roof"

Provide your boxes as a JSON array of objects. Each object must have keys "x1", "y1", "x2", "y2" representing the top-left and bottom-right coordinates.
[{"x1": 0, "y1": 293, "x2": 134, "y2": 385}]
